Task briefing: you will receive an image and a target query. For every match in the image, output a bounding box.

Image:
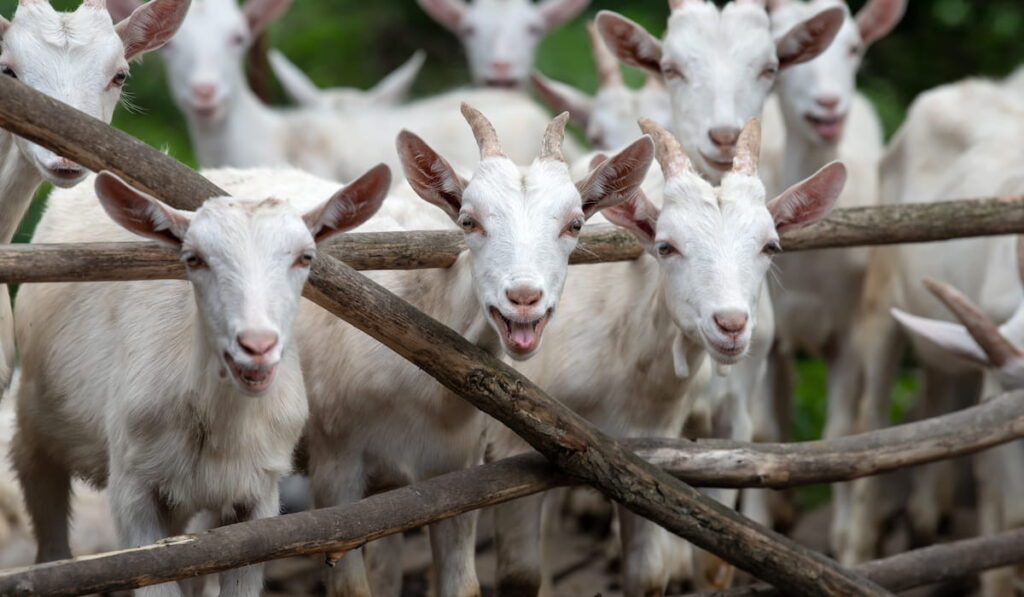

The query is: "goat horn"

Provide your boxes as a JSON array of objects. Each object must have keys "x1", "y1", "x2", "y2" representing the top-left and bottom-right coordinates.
[
  {"x1": 540, "y1": 112, "x2": 569, "y2": 163},
  {"x1": 732, "y1": 118, "x2": 761, "y2": 176},
  {"x1": 461, "y1": 103, "x2": 505, "y2": 159},
  {"x1": 638, "y1": 117, "x2": 691, "y2": 179},
  {"x1": 586, "y1": 21, "x2": 623, "y2": 88},
  {"x1": 924, "y1": 277, "x2": 1024, "y2": 368}
]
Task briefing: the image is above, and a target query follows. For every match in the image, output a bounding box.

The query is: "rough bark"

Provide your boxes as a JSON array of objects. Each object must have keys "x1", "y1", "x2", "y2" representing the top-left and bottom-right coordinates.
[
  {"x1": 686, "y1": 528, "x2": 1024, "y2": 596},
  {"x1": 0, "y1": 389, "x2": 1021, "y2": 596},
  {"x1": 0, "y1": 74, "x2": 889, "y2": 596}
]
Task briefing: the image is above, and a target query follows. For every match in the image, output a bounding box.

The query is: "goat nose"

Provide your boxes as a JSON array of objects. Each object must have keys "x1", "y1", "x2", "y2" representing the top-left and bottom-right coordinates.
[
  {"x1": 816, "y1": 95, "x2": 841, "y2": 110},
  {"x1": 491, "y1": 60, "x2": 512, "y2": 76},
  {"x1": 192, "y1": 83, "x2": 217, "y2": 101},
  {"x1": 237, "y1": 330, "x2": 279, "y2": 356},
  {"x1": 708, "y1": 127, "x2": 740, "y2": 149},
  {"x1": 713, "y1": 310, "x2": 748, "y2": 335},
  {"x1": 506, "y1": 286, "x2": 543, "y2": 307}
]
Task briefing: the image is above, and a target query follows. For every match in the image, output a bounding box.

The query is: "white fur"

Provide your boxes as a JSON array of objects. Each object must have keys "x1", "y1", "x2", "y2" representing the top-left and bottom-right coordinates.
[
  {"x1": 301, "y1": 122, "x2": 652, "y2": 597},
  {"x1": 0, "y1": 0, "x2": 185, "y2": 393},
  {"x1": 12, "y1": 167, "x2": 383, "y2": 596},
  {"x1": 418, "y1": 0, "x2": 590, "y2": 87},
  {"x1": 489, "y1": 144, "x2": 843, "y2": 596},
  {"x1": 598, "y1": 0, "x2": 843, "y2": 183},
  {"x1": 144, "y1": 0, "x2": 580, "y2": 178},
  {"x1": 842, "y1": 73, "x2": 1024, "y2": 579}
]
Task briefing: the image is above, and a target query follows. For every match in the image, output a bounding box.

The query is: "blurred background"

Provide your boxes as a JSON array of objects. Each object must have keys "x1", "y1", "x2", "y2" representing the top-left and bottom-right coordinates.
[{"x1": 1, "y1": 0, "x2": 1020, "y2": 503}]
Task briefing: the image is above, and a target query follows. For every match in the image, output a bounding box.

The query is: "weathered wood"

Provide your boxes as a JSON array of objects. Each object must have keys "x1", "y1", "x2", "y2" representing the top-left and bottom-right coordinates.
[
  {"x1": 0, "y1": 74, "x2": 888, "y2": 596},
  {"x1": 687, "y1": 528, "x2": 1024, "y2": 596},
  {"x1": 1, "y1": 389, "x2": 1021, "y2": 596}
]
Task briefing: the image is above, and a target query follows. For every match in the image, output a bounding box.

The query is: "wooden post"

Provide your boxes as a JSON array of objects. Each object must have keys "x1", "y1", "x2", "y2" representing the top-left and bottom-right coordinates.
[{"x1": 0, "y1": 74, "x2": 889, "y2": 596}]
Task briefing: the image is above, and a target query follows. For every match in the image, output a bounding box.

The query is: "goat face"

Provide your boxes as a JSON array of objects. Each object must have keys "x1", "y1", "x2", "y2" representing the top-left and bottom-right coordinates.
[{"x1": 0, "y1": 0, "x2": 185, "y2": 187}]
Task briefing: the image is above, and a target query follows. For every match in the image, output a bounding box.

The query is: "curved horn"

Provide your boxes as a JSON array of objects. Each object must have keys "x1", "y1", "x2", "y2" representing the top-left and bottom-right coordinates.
[
  {"x1": 586, "y1": 21, "x2": 623, "y2": 88},
  {"x1": 638, "y1": 118, "x2": 691, "y2": 179},
  {"x1": 733, "y1": 118, "x2": 761, "y2": 176},
  {"x1": 924, "y1": 277, "x2": 1024, "y2": 368},
  {"x1": 540, "y1": 112, "x2": 569, "y2": 163},
  {"x1": 461, "y1": 103, "x2": 505, "y2": 159}
]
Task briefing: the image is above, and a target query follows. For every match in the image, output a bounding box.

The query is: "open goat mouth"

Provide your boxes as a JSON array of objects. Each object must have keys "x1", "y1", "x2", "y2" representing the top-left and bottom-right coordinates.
[
  {"x1": 805, "y1": 113, "x2": 846, "y2": 141},
  {"x1": 484, "y1": 79, "x2": 520, "y2": 89},
  {"x1": 489, "y1": 306, "x2": 552, "y2": 356},
  {"x1": 224, "y1": 352, "x2": 277, "y2": 393}
]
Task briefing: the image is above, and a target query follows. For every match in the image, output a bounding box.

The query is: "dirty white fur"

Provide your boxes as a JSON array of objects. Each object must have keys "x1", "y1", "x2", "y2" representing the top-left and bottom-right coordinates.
[
  {"x1": 417, "y1": 0, "x2": 590, "y2": 87},
  {"x1": 842, "y1": 74, "x2": 1024, "y2": 577},
  {"x1": 0, "y1": 0, "x2": 186, "y2": 394},
  {"x1": 300, "y1": 120, "x2": 652, "y2": 597},
  {"x1": 12, "y1": 167, "x2": 384, "y2": 596}
]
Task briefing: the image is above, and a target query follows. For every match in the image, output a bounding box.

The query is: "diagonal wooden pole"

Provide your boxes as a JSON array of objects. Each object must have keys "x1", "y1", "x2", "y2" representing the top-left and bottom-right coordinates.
[{"x1": 0, "y1": 75, "x2": 889, "y2": 596}]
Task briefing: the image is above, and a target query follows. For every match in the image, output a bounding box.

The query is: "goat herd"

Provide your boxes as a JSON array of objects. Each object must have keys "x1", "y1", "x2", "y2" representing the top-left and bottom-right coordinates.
[{"x1": 0, "y1": 0, "x2": 1017, "y2": 594}]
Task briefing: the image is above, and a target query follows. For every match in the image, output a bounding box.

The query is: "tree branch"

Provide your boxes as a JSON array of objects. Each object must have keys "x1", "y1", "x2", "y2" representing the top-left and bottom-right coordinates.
[
  {"x1": 0, "y1": 74, "x2": 888, "y2": 596},
  {"x1": 1, "y1": 390, "x2": 1021, "y2": 595}
]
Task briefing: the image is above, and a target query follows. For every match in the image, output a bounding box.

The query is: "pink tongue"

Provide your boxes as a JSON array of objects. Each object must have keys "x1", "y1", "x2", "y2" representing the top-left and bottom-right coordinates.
[
  {"x1": 815, "y1": 120, "x2": 843, "y2": 140},
  {"x1": 509, "y1": 321, "x2": 537, "y2": 351},
  {"x1": 244, "y1": 368, "x2": 271, "y2": 382}
]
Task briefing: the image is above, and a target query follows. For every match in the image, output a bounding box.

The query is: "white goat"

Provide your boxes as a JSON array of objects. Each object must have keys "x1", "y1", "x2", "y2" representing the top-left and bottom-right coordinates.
[
  {"x1": 531, "y1": 22, "x2": 672, "y2": 151},
  {"x1": 893, "y1": 244, "x2": 1024, "y2": 597},
  {"x1": 756, "y1": 0, "x2": 904, "y2": 554},
  {"x1": 12, "y1": 165, "x2": 390, "y2": 597},
  {"x1": 841, "y1": 73, "x2": 1024, "y2": 569},
  {"x1": 268, "y1": 48, "x2": 426, "y2": 112},
  {"x1": 596, "y1": 0, "x2": 843, "y2": 184},
  {"x1": 489, "y1": 119, "x2": 846, "y2": 597},
  {"x1": 108, "y1": 0, "x2": 580, "y2": 179},
  {"x1": 417, "y1": 0, "x2": 590, "y2": 88},
  {"x1": 0, "y1": 0, "x2": 187, "y2": 391},
  {"x1": 297, "y1": 105, "x2": 653, "y2": 597}
]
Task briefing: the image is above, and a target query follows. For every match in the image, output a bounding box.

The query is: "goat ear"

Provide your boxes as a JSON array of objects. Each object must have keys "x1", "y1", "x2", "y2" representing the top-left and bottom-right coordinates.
[
  {"x1": 107, "y1": 0, "x2": 142, "y2": 22},
  {"x1": 241, "y1": 0, "x2": 293, "y2": 38},
  {"x1": 417, "y1": 0, "x2": 466, "y2": 32},
  {"x1": 267, "y1": 49, "x2": 321, "y2": 107},
  {"x1": 577, "y1": 135, "x2": 655, "y2": 219},
  {"x1": 116, "y1": 0, "x2": 190, "y2": 61},
  {"x1": 367, "y1": 50, "x2": 427, "y2": 106},
  {"x1": 304, "y1": 164, "x2": 391, "y2": 244},
  {"x1": 538, "y1": 0, "x2": 591, "y2": 29},
  {"x1": 396, "y1": 130, "x2": 467, "y2": 221},
  {"x1": 95, "y1": 171, "x2": 190, "y2": 247},
  {"x1": 602, "y1": 189, "x2": 660, "y2": 245},
  {"x1": 595, "y1": 11, "x2": 663, "y2": 78},
  {"x1": 892, "y1": 308, "x2": 991, "y2": 367},
  {"x1": 776, "y1": 6, "x2": 844, "y2": 69},
  {"x1": 531, "y1": 73, "x2": 594, "y2": 129},
  {"x1": 768, "y1": 161, "x2": 845, "y2": 233},
  {"x1": 856, "y1": 0, "x2": 905, "y2": 47}
]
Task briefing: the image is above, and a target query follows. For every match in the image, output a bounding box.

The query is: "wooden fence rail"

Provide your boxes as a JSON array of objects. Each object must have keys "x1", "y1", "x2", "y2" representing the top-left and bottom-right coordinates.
[
  {"x1": 0, "y1": 389, "x2": 1020, "y2": 596},
  {"x1": 5, "y1": 192, "x2": 1024, "y2": 283},
  {"x1": 0, "y1": 63, "x2": 890, "y2": 595}
]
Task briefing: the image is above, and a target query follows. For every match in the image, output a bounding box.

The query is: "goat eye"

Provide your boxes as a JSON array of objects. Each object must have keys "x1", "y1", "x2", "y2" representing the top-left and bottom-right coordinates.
[
  {"x1": 656, "y1": 242, "x2": 677, "y2": 257},
  {"x1": 1, "y1": 66, "x2": 16, "y2": 80},
  {"x1": 462, "y1": 25, "x2": 476, "y2": 37},
  {"x1": 295, "y1": 251, "x2": 315, "y2": 268},
  {"x1": 458, "y1": 213, "x2": 479, "y2": 233},
  {"x1": 662, "y1": 66, "x2": 685, "y2": 81},
  {"x1": 763, "y1": 240, "x2": 782, "y2": 255},
  {"x1": 564, "y1": 217, "x2": 584, "y2": 237},
  {"x1": 849, "y1": 44, "x2": 863, "y2": 57},
  {"x1": 527, "y1": 23, "x2": 544, "y2": 36},
  {"x1": 183, "y1": 253, "x2": 206, "y2": 269},
  {"x1": 111, "y1": 70, "x2": 128, "y2": 87},
  {"x1": 760, "y1": 65, "x2": 778, "y2": 79}
]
